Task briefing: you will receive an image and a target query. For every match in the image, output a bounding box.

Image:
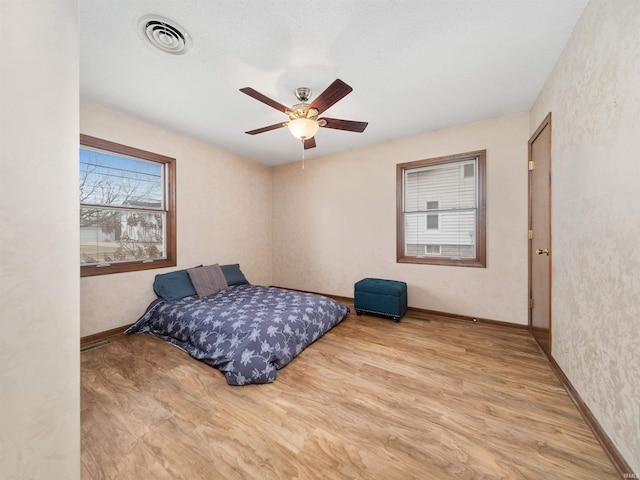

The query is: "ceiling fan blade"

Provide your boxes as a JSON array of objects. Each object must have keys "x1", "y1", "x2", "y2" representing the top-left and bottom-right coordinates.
[
  {"x1": 245, "y1": 122, "x2": 286, "y2": 135},
  {"x1": 319, "y1": 118, "x2": 368, "y2": 133},
  {"x1": 308, "y1": 79, "x2": 353, "y2": 114},
  {"x1": 240, "y1": 87, "x2": 289, "y2": 113},
  {"x1": 303, "y1": 137, "x2": 316, "y2": 149}
]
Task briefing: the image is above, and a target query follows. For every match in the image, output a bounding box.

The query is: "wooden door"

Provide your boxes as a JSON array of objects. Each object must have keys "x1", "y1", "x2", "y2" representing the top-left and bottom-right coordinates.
[{"x1": 529, "y1": 113, "x2": 552, "y2": 357}]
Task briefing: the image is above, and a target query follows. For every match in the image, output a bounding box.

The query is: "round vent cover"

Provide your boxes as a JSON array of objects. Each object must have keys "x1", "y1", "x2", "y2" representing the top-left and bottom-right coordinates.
[{"x1": 138, "y1": 15, "x2": 191, "y2": 55}]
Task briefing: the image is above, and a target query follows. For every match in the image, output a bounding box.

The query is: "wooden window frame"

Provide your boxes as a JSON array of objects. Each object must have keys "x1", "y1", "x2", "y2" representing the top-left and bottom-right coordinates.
[
  {"x1": 396, "y1": 150, "x2": 486, "y2": 268},
  {"x1": 80, "y1": 134, "x2": 177, "y2": 277}
]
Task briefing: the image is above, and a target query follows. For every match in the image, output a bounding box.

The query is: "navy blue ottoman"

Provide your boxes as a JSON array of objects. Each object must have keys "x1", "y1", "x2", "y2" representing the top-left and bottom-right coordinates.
[{"x1": 354, "y1": 278, "x2": 407, "y2": 322}]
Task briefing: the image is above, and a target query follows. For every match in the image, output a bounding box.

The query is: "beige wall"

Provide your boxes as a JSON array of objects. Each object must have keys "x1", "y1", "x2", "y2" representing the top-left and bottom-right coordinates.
[
  {"x1": 530, "y1": 0, "x2": 640, "y2": 473},
  {"x1": 273, "y1": 112, "x2": 530, "y2": 324},
  {"x1": 0, "y1": 1, "x2": 80, "y2": 478},
  {"x1": 80, "y1": 101, "x2": 273, "y2": 336}
]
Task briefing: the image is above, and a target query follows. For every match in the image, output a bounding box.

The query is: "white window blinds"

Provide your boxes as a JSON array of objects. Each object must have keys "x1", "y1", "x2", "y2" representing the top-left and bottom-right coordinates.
[{"x1": 403, "y1": 159, "x2": 477, "y2": 259}]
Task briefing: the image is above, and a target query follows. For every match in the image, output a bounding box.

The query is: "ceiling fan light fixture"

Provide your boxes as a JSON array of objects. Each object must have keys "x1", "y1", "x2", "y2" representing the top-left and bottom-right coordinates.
[{"x1": 287, "y1": 117, "x2": 319, "y2": 140}]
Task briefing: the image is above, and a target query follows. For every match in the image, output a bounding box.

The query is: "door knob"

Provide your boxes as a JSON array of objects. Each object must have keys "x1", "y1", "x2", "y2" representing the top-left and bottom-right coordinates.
[{"x1": 536, "y1": 248, "x2": 549, "y2": 256}]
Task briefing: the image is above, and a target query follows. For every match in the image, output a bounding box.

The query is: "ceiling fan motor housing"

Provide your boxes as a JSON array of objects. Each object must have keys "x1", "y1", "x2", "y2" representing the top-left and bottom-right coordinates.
[{"x1": 294, "y1": 87, "x2": 312, "y2": 102}]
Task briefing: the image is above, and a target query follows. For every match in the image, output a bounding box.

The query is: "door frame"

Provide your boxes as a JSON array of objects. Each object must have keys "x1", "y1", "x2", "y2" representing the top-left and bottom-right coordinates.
[{"x1": 528, "y1": 112, "x2": 552, "y2": 355}]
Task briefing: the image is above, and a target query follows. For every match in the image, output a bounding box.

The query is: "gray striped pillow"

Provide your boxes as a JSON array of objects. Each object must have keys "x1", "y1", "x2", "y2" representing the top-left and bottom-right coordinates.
[{"x1": 187, "y1": 264, "x2": 228, "y2": 297}]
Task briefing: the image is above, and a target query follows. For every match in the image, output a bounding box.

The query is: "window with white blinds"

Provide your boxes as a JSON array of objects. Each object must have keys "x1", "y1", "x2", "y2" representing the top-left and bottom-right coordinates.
[{"x1": 396, "y1": 150, "x2": 486, "y2": 267}]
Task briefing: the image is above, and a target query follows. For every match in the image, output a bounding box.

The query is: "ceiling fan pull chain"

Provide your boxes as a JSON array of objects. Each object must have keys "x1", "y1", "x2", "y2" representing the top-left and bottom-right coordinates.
[{"x1": 301, "y1": 138, "x2": 305, "y2": 169}]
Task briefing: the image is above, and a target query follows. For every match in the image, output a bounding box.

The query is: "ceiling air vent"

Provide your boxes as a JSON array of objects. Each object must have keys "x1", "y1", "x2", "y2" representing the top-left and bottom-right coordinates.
[{"x1": 138, "y1": 15, "x2": 191, "y2": 55}]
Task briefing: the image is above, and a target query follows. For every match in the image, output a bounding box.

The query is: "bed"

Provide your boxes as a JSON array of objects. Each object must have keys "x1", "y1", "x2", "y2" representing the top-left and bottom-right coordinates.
[{"x1": 126, "y1": 264, "x2": 349, "y2": 385}]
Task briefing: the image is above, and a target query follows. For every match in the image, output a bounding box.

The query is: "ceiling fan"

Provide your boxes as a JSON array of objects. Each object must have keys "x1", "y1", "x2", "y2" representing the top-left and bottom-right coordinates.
[{"x1": 239, "y1": 79, "x2": 368, "y2": 150}]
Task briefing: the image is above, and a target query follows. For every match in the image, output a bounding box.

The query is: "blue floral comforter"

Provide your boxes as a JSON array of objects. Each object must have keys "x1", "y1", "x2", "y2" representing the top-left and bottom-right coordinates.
[{"x1": 127, "y1": 285, "x2": 349, "y2": 385}]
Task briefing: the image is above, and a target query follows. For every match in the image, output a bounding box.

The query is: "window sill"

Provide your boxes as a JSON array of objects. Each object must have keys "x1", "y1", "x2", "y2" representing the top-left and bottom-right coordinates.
[
  {"x1": 397, "y1": 256, "x2": 486, "y2": 268},
  {"x1": 81, "y1": 258, "x2": 176, "y2": 277}
]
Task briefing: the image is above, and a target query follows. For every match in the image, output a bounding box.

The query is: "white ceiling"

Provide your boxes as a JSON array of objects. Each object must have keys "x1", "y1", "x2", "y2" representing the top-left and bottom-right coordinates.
[{"x1": 79, "y1": 0, "x2": 587, "y2": 166}]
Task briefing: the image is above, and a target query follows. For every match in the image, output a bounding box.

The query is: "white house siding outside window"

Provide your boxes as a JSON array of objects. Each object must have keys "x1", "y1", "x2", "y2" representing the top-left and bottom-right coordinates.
[{"x1": 397, "y1": 150, "x2": 486, "y2": 267}]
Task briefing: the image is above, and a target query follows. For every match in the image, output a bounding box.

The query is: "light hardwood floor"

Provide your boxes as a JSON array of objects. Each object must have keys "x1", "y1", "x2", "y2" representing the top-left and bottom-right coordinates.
[{"x1": 81, "y1": 306, "x2": 619, "y2": 479}]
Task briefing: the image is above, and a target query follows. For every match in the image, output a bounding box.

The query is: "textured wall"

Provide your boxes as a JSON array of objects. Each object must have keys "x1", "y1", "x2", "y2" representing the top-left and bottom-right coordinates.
[
  {"x1": 0, "y1": 1, "x2": 80, "y2": 478},
  {"x1": 80, "y1": 101, "x2": 273, "y2": 336},
  {"x1": 273, "y1": 113, "x2": 529, "y2": 324},
  {"x1": 530, "y1": 0, "x2": 640, "y2": 473}
]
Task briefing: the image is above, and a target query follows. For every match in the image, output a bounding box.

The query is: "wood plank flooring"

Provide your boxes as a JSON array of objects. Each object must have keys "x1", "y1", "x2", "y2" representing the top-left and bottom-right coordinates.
[{"x1": 81, "y1": 306, "x2": 619, "y2": 480}]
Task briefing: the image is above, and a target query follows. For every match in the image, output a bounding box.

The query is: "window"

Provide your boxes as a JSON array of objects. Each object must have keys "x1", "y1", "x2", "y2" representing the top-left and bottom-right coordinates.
[
  {"x1": 80, "y1": 134, "x2": 176, "y2": 277},
  {"x1": 397, "y1": 150, "x2": 486, "y2": 267},
  {"x1": 426, "y1": 244, "x2": 441, "y2": 255},
  {"x1": 464, "y1": 163, "x2": 475, "y2": 178},
  {"x1": 425, "y1": 200, "x2": 439, "y2": 230},
  {"x1": 426, "y1": 214, "x2": 439, "y2": 230}
]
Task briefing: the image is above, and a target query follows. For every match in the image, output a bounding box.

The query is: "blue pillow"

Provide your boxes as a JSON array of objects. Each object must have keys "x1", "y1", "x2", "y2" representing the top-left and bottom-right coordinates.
[
  {"x1": 220, "y1": 264, "x2": 249, "y2": 286},
  {"x1": 153, "y1": 266, "x2": 201, "y2": 302}
]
